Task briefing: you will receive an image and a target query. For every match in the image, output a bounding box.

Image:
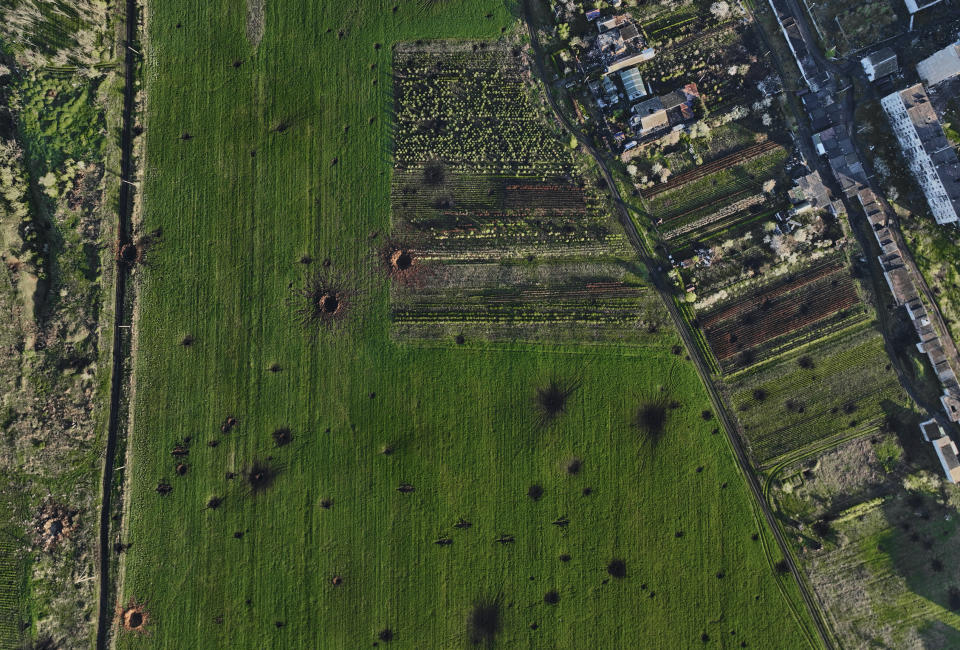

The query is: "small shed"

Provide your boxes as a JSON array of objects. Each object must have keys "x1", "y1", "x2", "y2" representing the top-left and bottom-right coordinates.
[
  {"x1": 860, "y1": 48, "x2": 898, "y2": 82},
  {"x1": 619, "y1": 67, "x2": 646, "y2": 101}
]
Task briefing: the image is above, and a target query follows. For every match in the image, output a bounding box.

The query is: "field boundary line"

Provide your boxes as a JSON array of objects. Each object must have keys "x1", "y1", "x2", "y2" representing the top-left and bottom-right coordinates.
[{"x1": 94, "y1": 0, "x2": 140, "y2": 647}]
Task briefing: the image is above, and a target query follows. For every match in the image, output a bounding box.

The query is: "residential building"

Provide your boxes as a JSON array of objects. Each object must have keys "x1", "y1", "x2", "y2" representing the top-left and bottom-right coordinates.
[
  {"x1": 591, "y1": 14, "x2": 655, "y2": 75},
  {"x1": 917, "y1": 41, "x2": 960, "y2": 87},
  {"x1": 633, "y1": 96, "x2": 667, "y2": 133},
  {"x1": 789, "y1": 169, "x2": 841, "y2": 215},
  {"x1": 881, "y1": 84, "x2": 960, "y2": 224},
  {"x1": 630, "y1": 83, "x2": 700, "y2": 136},
  {"x1": 933, "y1": 435, "x2": 960, "y2": 483},
  {"x1": 860, "y1": 48, "x2": 898, "y2": 82}
]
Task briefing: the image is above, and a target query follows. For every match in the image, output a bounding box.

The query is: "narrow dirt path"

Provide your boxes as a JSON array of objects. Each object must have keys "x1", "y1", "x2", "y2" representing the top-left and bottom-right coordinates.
[
  {"x1": 94, "y1": 0, "x2": 139, "y2": 647},
  {"x1": 521, "y1": 2, "x2": 834, "y2": 648}
]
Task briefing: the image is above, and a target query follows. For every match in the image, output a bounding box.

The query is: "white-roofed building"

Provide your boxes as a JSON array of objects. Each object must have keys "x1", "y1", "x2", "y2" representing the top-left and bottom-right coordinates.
[
  {"x1": 618, "y1": 67, "x2": 646, "y2": 101},
  {"x1": 918, "y1": 41, "x2": 960, "y2": 87}
]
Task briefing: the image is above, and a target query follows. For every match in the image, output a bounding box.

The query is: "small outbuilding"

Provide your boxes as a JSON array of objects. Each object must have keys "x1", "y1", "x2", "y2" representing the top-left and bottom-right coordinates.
[{"x1": 860, "y1": 48, "x2": 898, "y2": 82}]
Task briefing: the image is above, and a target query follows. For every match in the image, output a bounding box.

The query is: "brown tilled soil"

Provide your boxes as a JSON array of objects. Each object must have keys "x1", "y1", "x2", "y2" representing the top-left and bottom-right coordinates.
[
  {"x1": 118, "y1": 243, "x2": 140, "y2": 264},
  {"x1": 34, "y1": 503, "x2": 78, "y2": 552},
  {"x1": 116, "y1": 601, "x2": 149, "y2": 633}
]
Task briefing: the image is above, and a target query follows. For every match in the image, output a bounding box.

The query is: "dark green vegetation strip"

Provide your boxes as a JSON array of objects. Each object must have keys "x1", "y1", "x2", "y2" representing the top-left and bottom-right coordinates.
[{"x1": 119, "y1": 1, "x2": 810, "y2": 647}]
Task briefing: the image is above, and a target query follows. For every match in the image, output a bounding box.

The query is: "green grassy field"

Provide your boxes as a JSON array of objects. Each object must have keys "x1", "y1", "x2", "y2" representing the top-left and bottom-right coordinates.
[{"x1": 117, "y1": 1, "x2": 813, "y2": 647}]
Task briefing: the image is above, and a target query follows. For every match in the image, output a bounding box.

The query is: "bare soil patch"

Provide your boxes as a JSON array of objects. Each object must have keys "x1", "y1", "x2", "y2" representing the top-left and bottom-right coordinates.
[
  {"x1": 33, "y1": 502, "x2": 78, "y2": 552},
  {"x1": 115, "y1": 600, "x2": 149, "y2": 634},
  {"x1": 246, "y1": 0, "x2": 265, "y2": 47}
]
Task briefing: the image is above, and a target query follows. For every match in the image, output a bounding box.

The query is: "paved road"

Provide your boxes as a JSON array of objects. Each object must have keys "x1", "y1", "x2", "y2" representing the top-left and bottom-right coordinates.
[{"x1": 521, "y1": 3, "x2": 833, "y2": 648}]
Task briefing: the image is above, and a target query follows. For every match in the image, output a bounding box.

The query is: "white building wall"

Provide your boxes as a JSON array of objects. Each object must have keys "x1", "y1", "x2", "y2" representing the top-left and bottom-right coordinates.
[{"x1": 881, "y1": 92, "x2": 960, "y2": 224}]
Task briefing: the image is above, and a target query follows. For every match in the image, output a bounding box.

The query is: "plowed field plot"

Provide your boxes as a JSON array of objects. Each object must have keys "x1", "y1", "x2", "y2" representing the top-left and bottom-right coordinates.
[
  {"x1": 701, "y1": 262, "x2": 868, "y2": 371},
  {"x1": 728, "y1": 326, "x2": 908, "y2": 463},
  {"x1": 391, "y1": 43, "x2": 661, "y2": 343}
]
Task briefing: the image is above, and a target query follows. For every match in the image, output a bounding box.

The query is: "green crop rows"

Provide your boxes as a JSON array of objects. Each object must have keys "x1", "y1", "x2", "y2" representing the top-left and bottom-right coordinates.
[{"x1": 729, "y1": 326, "x2": 908, "y2": 463}]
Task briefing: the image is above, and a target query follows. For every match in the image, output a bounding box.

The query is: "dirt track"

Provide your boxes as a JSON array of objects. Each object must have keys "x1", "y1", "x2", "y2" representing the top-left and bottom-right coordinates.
[{"x1": 94, "y1": 0, "x2": 139, "y2": 647}]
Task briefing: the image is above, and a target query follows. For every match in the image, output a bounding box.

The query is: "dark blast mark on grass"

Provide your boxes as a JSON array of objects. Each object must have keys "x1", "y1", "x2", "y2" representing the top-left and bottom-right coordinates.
[
  {"x1": 221, "y1": 416, "x2": 238, "y2": 433},
  {"x1": 423, "y1": 161, "x2": 445, "y2": 186},
  {"x1": 272, "y1": 427, "x2": 292, "y2": 447},
  {"x1": 155, "y1": 482, "x2": 171, "y2": 496},
  {"x1": 397, "y1": 483, "x2": 415, "y2": 493},
  {"x1": 607, "y1": 559, "x2": 626, "y2": 578},
  {"x1": 454, "y1": 519, "x2": 472, "y2": 529},
  {"x1": 527, "y1": 484, "x2": 543, "y2": 501},
  {"x1": 565, "y1": 458, "x2": 582, "y2": 475},
  {"x1": 245, "y1": 459, "x2": 278, "y2": 495},
  {"x1": 294, "y1": 271, "x2": 352, "y2": 333},
  {"x1": 206, "y1": 496, "x2": 223, "y2": 510},
  {"x1": 533, "y1": 379, "x2": 578, "y2": 426},
  {"x1": 467, "y1": 596, "x2": 501, "y2": 647},
  {"x1": 180, "y1": 334, "x2": 195, "y2": 346},
  {"x1": 175, "y1": 463, "x2": 187, "y2": 476},
  {"x1": 633, "y1": 392, "x2": 669, "y2": 445},
  {"x1": 543, "y1": 590, "x2": 560, "y2": 605},
  {"x1": 378, "y1": 628, "x2": 394, "y2": 642}
]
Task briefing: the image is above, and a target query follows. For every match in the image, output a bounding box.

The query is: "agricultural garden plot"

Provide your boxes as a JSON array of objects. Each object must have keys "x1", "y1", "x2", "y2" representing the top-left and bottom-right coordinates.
[
  {"x1": 701, "y1": 261, "x2": 867, "y2": 371},
  {"x1": 645, "y1": 145, "x2": 787, "y2": 224},
  {"x1": 392, "y1": 44, "x2": 660, "y2": 343},
  {"x1": 794, "y1": 480, "x2": 960, "y2": 648},
  {"x1": 634, "y1": 16, "x2": 770, "y2": 115},
  {"x1": 728, "y1": 326, "x2": 907, "y2": 463}
]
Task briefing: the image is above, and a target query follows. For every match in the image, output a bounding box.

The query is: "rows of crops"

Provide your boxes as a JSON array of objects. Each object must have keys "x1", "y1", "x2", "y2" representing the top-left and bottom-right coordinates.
[
  {"x1": 662, "y1": 193, "x2": 767, "y2": 241},
  {"x1": 729, "y1": 327, "x2": 905, "y2": 463},
  {"x1": 646, "y1": 147, "x2": 787, "y2": 221},
  {"x1": 704, "y1": 268, "x2": 861, "y2": 361},
  {"x1": 394, "y1": 43, "x2": 571, "y2": 175},
  {"x1": 701, "y1": 260, "x2": 848, "y2": 329},
  {"x1": 644, "y1": 141, "x2": 782, "y2": 198},
  {"x1": 392, "y1": 44, "x2": 657, "y2": 342},
  {"x1": 0, "y1": 539, "x2": 20, "y2": 646}
]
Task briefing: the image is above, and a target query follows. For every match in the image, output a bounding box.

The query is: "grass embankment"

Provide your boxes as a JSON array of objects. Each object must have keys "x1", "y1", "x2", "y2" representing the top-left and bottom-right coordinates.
[{"x1": 118, "y1": 1, "x2": 813, "y2": 647}]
